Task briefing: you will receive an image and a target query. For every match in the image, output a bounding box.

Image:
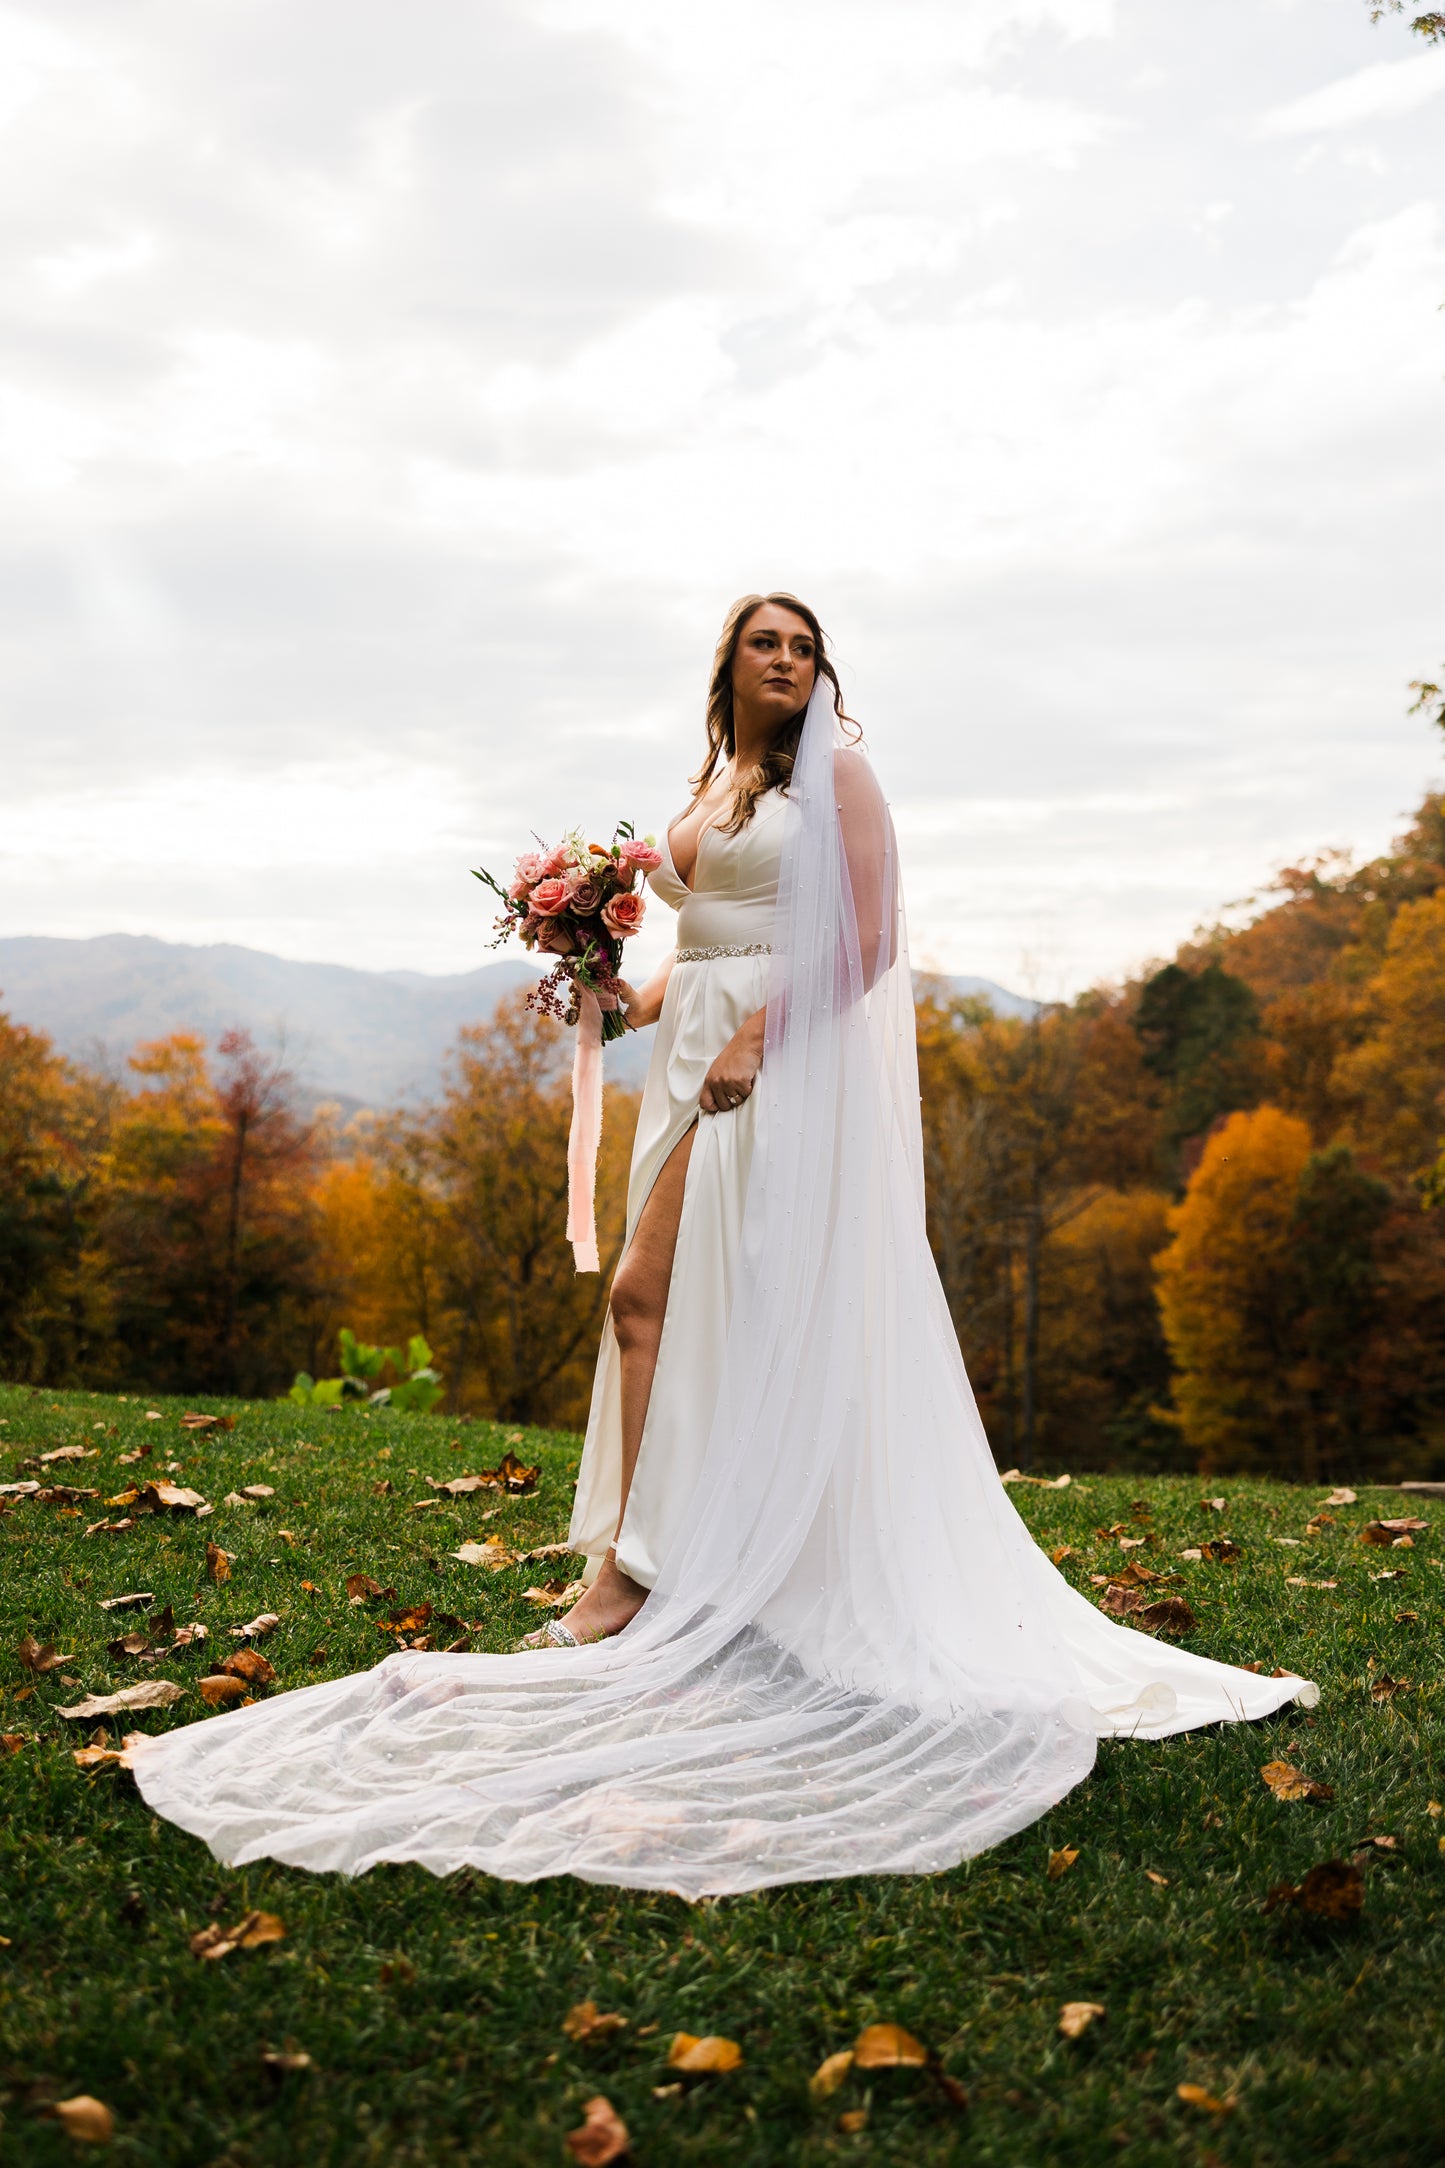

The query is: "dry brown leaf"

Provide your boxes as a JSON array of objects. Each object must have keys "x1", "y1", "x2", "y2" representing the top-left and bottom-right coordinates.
[
  {"x1": 1059, "y1": 2001, "x2": 1105, "y2": 2039},
  {"x1": 1144, "y1": 1869, "x2": 1170, "y2": 1886},
  {"x1": 1050, "y1": 1542, "x2": 1074, "y2": 1564},
  {"x1": 58, "y1": 1680, "x2": 184, "y2": 1720},
  {"x1": 371, "y1": 1478, "x2": 394, "y2": 1495},
  {"x1": 3, "y1": 1732, "x2": 27, "y2": 1754},
  {"x1": 96, "y1": 1592, "x2": 153, "y2": 1612},
  {"x1": 44, "y1": 2095, "x2": 115, "y2": 2144},
  {"x1": 379, "y1": 1956, "x2": 416, "y2": 1986},
  {"x1": 838, "y1": 2108, "x2": 868, "y2": 2133},
  {"x1": 1321, "y1": 1487, "x2": 1356, "y2": 1506},
  {"x1": 1199, "y1": 1496, "x2": 1226, "y2": 1512},
  {"x1": 1370, "y1": 1673, "x2": 1410, "y2": 1701},
  {"x1": 853, "y1": 2023, "x2": 928, "y2": 2069},
  {"x1": 106, "y1": 1630, "x2": 153, "y2": 1661},
  {"x1": 1177, "y1": 2082, "x2": 1235, "y2": 2116},
  {"x1": 240, "y1": 1484, "x2": 275, "y2": 1500},
  {"x1": 39, "y1": 1444, "x2": 96, "y2": 1463},
  {"x1": 1047, "y1": 1846, "x2": 1080, "y2": 1880},
  {"x1": 215, "y1": 1649, "x2": 277, "y2": 1687},
  {"x1": 377, "y1": 1602, "x2": 433, "y2": 1637},
  {"x1": 1285, "y1": 1576, "x2": 1338, "y2": 1590},
  {"x1": 1374, "y1": 1516, "x2": 1428, "y2": 1534},
  {"x1": 228, "y1": 1612, "x2": 280, "y2": 1640},
  {"x1": 1261, "y1": 1759, "x2": 1334, "y2": 1803},
  {"x1": 809, "y1": 2049, "x2": 855, "y2": 2098},
  {"x1": 450, "y1": 1540, "x2": 517, "y2": 1569},
  {"x1": 563, "y1": 2000, "x2": 628, "y2": 2043},
  {"x1": 139, "y1": 1480, "x2": 208, "y2": 1512},
  {"x1": 191, "y1": 1909, "x2": 287, "y2": 1960},
  {"x1": 563, "y1": 2094, "x2": 630, "y2": 2166},
  {"x1": 205, "y1": 1542, "x2": 231, "y2": 1584},
  {"x1": 668, "y1": 2033, "x2": 744, "y2": 2072},
  {"x1": 72, "y1": 1739, "x2": 140, "y2": 1772},
  {"x1": 1104, "y1": 1561, "x2": 1167, "y2": 1589},
  {"x1": 0, "y1": 1480, "x2": 42, "y2": 1497},
  {"x1": 1199, "y1": 1538, "x2": 1242, "y2": 1563},
  {"x1": 517, "y1": 1542, "x2": 583, "y2": 1567},
  {"x1": 1000, "y1": 1469, "x2": 1071, "y2": 1488},
  {"x1": 198, "y1": 1675, "x2": 247, "y2": 1708},
  {"x1": 262, "y1": 2051, "x2": 312, "y2": 2073},
  {"x1": 180, "y1": 1411, "x2": 235, "y2": 1432},
  {"x1": 19, "y1": 1633, "x2": 74, "y2": 1673},
  {"x1": 345, "y1": 1572, "x2": 391, "y2": 1602},
  {"x1": 474, "y1": 1450, "x2": 540, "y2": 1495},
  {"x1": 522, "y1": 1579, "x2": 588, "y2": 1608},
  {"x1": 1263, "y1": 1857, "x2": 1364, "y2": 1921}
]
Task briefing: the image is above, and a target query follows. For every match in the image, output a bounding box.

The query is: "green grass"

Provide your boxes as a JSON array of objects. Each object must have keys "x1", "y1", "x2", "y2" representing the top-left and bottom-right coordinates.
[{"x1": 1, "y1": 1382, "x2": 1442, "y2": 2166}]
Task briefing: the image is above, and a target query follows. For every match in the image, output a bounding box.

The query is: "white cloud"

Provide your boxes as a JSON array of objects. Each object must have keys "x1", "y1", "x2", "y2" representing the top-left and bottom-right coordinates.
[{"x1": 1258, "y1": 45, "x2": 1445, "y2": 133}]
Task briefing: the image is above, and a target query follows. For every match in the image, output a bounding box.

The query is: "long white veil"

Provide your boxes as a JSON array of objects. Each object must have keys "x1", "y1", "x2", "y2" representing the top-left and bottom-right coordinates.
[{"x1": 132, "y1": 678, "x2": 1098, "y2": 1894}]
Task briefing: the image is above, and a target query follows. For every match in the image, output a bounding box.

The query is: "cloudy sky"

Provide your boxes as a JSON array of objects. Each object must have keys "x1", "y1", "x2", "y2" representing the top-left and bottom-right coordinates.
[{"x1": 2, "y1": 0, "x2": 1442, "y2": 995}]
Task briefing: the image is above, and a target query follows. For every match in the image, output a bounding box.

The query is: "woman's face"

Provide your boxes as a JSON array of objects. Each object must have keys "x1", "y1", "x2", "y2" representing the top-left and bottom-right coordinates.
[{"x1": 731, "y1": 603, "x2": 817, "y2": 734}]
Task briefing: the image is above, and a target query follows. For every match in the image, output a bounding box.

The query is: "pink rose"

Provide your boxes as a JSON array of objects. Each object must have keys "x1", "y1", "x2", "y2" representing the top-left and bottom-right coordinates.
[
  {"x1": 565, "y1": 873, "x2": 602, "y2": 913},
  {"x1": 601, "y1": 890, "x2": 646, "y2": 938},
  {"x1": 620, "y1": 839, "x2": 664, "y2": 872},
  {"x1": 510, "y1": 851, "x2": 545, "y2": 900},
  {"x1": 530, "y1": 876, "x2": 570, "y2": 916},
  {"x1": 535, "y1": 917, "x2": 575, "y2": 955},
  {"x1": 539, "y1": 846, "x2": 569, "y2": 877}
]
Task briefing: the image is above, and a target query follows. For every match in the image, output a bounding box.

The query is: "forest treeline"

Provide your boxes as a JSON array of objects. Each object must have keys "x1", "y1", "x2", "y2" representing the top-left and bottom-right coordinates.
[{"x1": 4, "y1": 759, "x2": 1444, "y2": 1483}]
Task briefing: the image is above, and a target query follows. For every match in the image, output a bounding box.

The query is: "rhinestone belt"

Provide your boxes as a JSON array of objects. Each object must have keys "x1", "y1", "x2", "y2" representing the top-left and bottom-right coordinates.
[{"x1": 675, "y1": 942, "x2": 773, "y2": 964}]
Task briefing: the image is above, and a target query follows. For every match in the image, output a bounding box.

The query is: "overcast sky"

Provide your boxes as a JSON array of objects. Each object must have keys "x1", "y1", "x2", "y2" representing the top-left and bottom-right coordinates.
[{"x1": 2, "y1": 0, "x2": 1442, "y2": 995}]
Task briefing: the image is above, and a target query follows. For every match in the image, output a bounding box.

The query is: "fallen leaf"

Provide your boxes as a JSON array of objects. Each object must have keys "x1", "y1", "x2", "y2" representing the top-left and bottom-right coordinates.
[
  {"x1": 810, "y1": 2049, "x2": 855, "y2": 2098},
  {"x1": 39, "y1": 1444, "x2": 96, "y2": 1463},
  {"x1": 144, "y1": 1409, "x2": 162, "y2": 1419},
  {"x1": 668, "y1": 2033, "x2": 744, "y2": 2072},
  {"x1": 838, "y1": 2108, "x2": 868, "y2": 2133},
  {"x1": 71, "y1": 1734, "x2": 144, "y2": 1773},
  {"x1": 0, "y1": 1480, "x2": 42, "y2": 1497},
  {"x1": 191, "y1": 1909, "x2": 287, "y2": 1960},
  {"x1": 1058, "y1": 2002, "x2": 1105, "y2": 2039},
  {"x1": 3, "y1": 1732, "x2": 26, "y2": 1754},
  {"x1": 1050, "y1": 1543, "x2": 1074, "y2": 1564},
  {"x1": 228, "y1": 1612, "x2": 280, "y2": 1640},
  {"x1": 1000, "y1": 1469, "x2": 1071, "y2": 1488},
  {"x1": 1370, "y1": 1673, "x2": 1410, "y2": 1701},
  {"x1": 97, "y1": 1591, "x2": 154, "y2": 1612},
  {"x1": 215, "y1": 1649, "x2": 276, "y2": 1687},
  {"x1": 1199, "y1": 1497, "x2": 1226, "y2": 1512},
  {"x1": 379, "y1": 1956, "x2": 416, "y2": 1986},
  {"x1": 1263, "y1": 1857, "x2": 1364, "y2": 1922},
  {"x1": 241, "y1": 1484, "x2": 275, "y2": 1500},
  {"x1": 1199, "y1": 1539, "x2": 1242, "y2": 1563},
  {"x1": 1374, "y1": 1516, "x2": 1428, "y2": 1534},
  {"x1": 58, "y1": 1680, "x2": 184, "y2": 1720},
  {"x1": 1117, "y1": 1534, "x2": 1148, "y2": 1550},
  {"x1": 205, "y1": 1543, "x2": 231, "y2": 1584},
  {"x1": 853, "y1": 2023, "x2": 928, "y2": 2069},
  {"x1": 169, "y1": 1623, "x2": 207, "y2": 1651},
  {"x1": 1395, "y1": 1610, "x2": 1420, "y2": 1624},
  {"x1": 138, "y1": 1481, "x2": 208, "y2": 1512},
  {"x1": 1285, "y1": 1577, "x2": 1338, "y2": 1590},
  {"x1": 1047, "y1": 1846, "x2": 1080, "y2": 1880},
  {"x1": 522, "y1": 1579, "x2": 588, "y2": 1608},
  {"x1": 517, "y1": 1542, "x2": 583, "y2": 1567},
  {"x1": 1144, "y1": 1869, "x2": 1170, "y2": 1886},
  {"x1": 1354, "y1": 1833, "x2": 1398, "y2": 1851},
  {"x1": 450, "y1": 1540, "x2": 518, "y2": 1569},
  {"x1": 563, "y1": 2094, "x2": 630, "y2": 2166},
  {"x1": 1321, "y1": 1487, "x2": 1357, "y2": 1506},
  {"x1": 475, "y1": 1450, "x2": 540, "y2": 1495},
  {"x1": 1261, "y1": 1760, "x2": 1334, "y2": 1803},
  {"x1": 1105, "y1": 1561, "x2": 1167, "y2": 1589},
  {"x1": 345, "y1": 1573, "x2": 391, "y2": 1602},
  {"x1": 19, "y1": 1633, "x2": 75, "y2": 1673},
  {"x1": 44, "y1": 2095, "x2": 115, "y2": 2144},
  {"x1": 371, "y1": 1478, "x2": 394, "y2": 1495},
  {"x1": 1177, "y1": 2082, "x2": 1234, "y2": 2116},
  {"x1": 199, "y1": 1675, "x2": 247, "y2": 1708},
  {"x1": 262, "y1": 2051, "x2": 312, "y2": 2073},
  {"x1": 378, "y1": 1602, "x2": 433, "y2": 1636},
  {"x1": 179, "y1": 1411, "x2": 236, "y2": 1432},
  {"x1": 563, "y1": 2001, "x2": 628, "y2": 2043},
  {"x1": 106, "y1": 1630, "x2": 153, "y2": 1661},
  {"x1": 1178, "y1": 1546, "x2": 1203, "y2": 1560}
]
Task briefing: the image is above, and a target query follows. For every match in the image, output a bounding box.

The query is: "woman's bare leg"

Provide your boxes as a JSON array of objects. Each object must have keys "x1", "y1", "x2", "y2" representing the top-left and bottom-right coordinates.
[{"x1": 553, "y1": 1123, "x2": 696, "y2": 1641}]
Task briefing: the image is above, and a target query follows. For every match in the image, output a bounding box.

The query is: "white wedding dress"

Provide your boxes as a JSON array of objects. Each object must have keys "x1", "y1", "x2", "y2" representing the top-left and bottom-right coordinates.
[{"x1": 132, "y1": 683, "x2": 1314, "y2": 1895}]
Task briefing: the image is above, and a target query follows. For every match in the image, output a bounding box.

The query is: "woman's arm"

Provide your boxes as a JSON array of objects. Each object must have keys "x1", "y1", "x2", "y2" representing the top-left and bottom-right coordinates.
[
  {"x1": 617, "y1": 952, "x2": 676, "y2": 1031},
  {"x1": 700, "y1": 1006, "x2": 765, "y2": 1114}
]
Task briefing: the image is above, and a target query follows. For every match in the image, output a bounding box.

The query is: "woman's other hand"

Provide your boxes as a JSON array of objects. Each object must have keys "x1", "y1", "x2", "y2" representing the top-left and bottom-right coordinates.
[
  {"x1": 616, "y1": 957, "x2": 674, "y2": 1031},
  {"x1": 700, "y1": 1010, "x2": 765, "y2": 1114}
]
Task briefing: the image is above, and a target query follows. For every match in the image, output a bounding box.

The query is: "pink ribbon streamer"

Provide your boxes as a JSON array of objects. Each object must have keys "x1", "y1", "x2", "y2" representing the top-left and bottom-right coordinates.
[{"x1": 566, "y1": 986, "x2": 604, "y2": 1273}]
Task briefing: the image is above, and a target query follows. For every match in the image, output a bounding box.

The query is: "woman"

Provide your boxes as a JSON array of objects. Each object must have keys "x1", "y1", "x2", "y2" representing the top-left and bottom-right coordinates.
[{"x1": 132, "y1": 593, "x2": 1315, "y2": 1897}]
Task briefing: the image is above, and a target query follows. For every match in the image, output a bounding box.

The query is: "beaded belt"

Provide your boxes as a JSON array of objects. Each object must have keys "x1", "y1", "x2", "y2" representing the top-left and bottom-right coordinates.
[{"x1": 676, "y1": 942, "x2": 773, "y2": 964}]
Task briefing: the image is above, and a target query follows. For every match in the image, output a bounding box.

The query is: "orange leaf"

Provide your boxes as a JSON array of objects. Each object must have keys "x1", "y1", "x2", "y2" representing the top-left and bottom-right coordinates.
[
  {"x1": 1177, "y1": 2082, "x2": 1235, "y2": 2116},
  {"x1": 809, "y1": 2049, "x2": 855, "y2": 2098},
  {"x1": 852, "y1": 2023, "x2": 927, "y2": 2069},
  {"x1": 563, "y1": 2000, "x2": 628, "y2": 2043},
  {"x1": 838, "y1": 2108, "x2": 868, "y2": 2133},
  {"x1": 1261, "y1": 1760, "x2": 1334, "y2": 1803},
  {"x1": 1047, "y1": 1846, "x2": 1079, "y2": 1880},
  {"x1": 667, "y1": 2033, "x2": 744, "y2": 2072},
  {"x1": 1263, "y1": 1857, "x2": 1364, "y2": 1922},
  {"x1": 199, "y1": 1675, "x2": 247, "y2": 1708},
  {"x1": 215, "y1": 1649, "x2": 276, "y2": 1687},
  {"x1": 563, "y1": 2094, "x2": 630, "y2": 2165},
  {"x1": 2, "y1": 1733, "x2": 26, "y2": 1755},
  {"x1": 1058, "y1": 2001, "x2": 1105, "y2": 2039},
  {"x1": 205, "y1": 1543, "x2": 231, "y2": 1584},
  {"x1": 45, "y1": 2095, "x2": 115, "y2": 2144}
]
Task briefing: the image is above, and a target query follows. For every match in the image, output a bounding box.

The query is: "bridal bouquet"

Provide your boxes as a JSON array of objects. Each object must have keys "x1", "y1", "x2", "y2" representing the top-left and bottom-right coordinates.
[
  {"x1": 473, "y1": 825, "x2": 661, "y2": 1045},
  {"x1": 472, "y1": 824, "x2": 663, "y2": 1273}
]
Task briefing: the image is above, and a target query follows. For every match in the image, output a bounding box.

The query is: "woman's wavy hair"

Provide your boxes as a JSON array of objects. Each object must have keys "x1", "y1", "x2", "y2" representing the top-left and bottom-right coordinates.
[{"x1": 692, "y1": 591, "x2": 858, "y2": 832}]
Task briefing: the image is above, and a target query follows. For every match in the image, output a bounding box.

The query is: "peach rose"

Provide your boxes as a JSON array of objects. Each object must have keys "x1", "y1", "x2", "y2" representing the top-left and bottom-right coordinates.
[
  {"x1": 619, "y1": 839, "x2": 664, "y2": 872},
  {"x1": 601, "y1": 890, "x2": 646, "y2": 938},
  {"x1": 530, "y1": 876, "x2": 570, "y2": 916},
  {"x1": 539, "y1": 846, "x2": 569, "y2": 878}
]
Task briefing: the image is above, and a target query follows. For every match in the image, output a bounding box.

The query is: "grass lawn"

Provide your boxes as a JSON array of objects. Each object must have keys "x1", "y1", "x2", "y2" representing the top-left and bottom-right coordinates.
[{"x1": 1, "y1": 1381, "x2": 1442, "y2": 2166}]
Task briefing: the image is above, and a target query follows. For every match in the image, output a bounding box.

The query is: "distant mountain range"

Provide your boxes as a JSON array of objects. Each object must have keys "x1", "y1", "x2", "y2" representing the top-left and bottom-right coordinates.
[{"x1": 0, "y1": 933, "x2": 1035, "y2": 1112}]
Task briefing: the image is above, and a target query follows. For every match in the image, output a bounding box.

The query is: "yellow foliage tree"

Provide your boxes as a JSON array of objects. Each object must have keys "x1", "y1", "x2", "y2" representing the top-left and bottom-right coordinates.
[
  {"x1": 1332, "y1": 888, "x2": 1445, "y2": 1179},
  {"x1": 1155, "y1": 1106, "x2": 1312, "y2": 1473}
]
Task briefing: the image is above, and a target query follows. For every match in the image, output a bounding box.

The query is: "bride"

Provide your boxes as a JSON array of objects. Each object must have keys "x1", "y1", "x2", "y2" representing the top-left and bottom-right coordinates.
[{"x1": 132, "y1": 591, "x2": 1315, "y2": 1896}]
